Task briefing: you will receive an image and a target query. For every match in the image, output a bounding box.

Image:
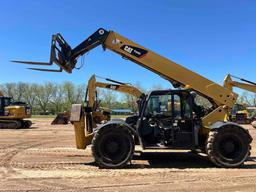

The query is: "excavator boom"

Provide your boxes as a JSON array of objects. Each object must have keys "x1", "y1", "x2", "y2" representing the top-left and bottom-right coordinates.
[
  {"x1": 85, "y1": 74, "x2": 143, "y2": 128},
  {"x1": 87, "y1": 74, "x2": 143, "y2": 108},
  {"x1": 224, "y1": 74, "x2": 256, "y2": 93},
  {"x1": 223, "y1": 74, "x2": 256, "y2": 124},
  {"x1": 95, "y1": 82, "x2": 143, "y2": 98}
]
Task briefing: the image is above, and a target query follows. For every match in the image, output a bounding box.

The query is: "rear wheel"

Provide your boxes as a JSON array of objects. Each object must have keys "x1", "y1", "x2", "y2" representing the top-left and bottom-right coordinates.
[
  {"x1": 206, "y1": 126, "x2": 251, "y2": 167},
  {"x1": 92, "y1": 125, "x2": 135, "y2": 168}
]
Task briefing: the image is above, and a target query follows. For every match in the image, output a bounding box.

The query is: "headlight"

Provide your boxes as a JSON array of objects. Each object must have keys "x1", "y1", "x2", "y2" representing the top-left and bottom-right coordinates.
[{"x1": 4, "y1": 110, "x2": 9, "y2": 116}]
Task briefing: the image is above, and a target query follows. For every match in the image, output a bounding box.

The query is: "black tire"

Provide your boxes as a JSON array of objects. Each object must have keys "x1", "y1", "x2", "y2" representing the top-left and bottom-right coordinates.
[
  {"x1": 206, "y1": 126, "x2": 251, "y2": 168},
  {"x1": 92, "y1": 125, "x2": 135, "y2": 168}
]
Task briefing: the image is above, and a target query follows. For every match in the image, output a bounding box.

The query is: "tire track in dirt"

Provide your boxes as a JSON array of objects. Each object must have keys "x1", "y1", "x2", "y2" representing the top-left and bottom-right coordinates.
[
  {"x1": 9, "y1": 147, "x2": 90, "y2": 170},
  {"x1": 0, "y1": 140, "x2": 55, "y2": 178},
  {"x1": 32, "y1": 175, "x2": 250, "y2": 191}
]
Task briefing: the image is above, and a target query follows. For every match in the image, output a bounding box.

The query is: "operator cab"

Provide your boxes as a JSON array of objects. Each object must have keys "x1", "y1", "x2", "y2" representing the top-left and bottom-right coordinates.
[
  {"x1": 0, "y1": 96, "x2": 30, "y2": 116},
  {"x1": 0, "y1": 97, "x2": 13, "y2": 116},
  {"x1": 137, "y1": 89, "x2": 202, "y2": 149}
]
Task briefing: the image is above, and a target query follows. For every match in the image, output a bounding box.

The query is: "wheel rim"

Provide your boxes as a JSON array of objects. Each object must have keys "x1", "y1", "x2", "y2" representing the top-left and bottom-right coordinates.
[
  {"x1": 98, "y1": 133, "x2": 131, "y2": 165},
  {"x1": 218, "y1": 135, "x2": 243, "y2": 160}
]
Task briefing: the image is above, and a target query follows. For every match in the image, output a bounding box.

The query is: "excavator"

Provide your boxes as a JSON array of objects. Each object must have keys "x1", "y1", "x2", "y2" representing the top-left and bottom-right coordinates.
[
  {"x1": 14, "y1": 28, "x2": 253, "y2": 168},
  {"x1": 0, "y1": 90, "x2": 32, "y2": 129},
  {"x1": 223, "y1": 74, "x2": 256, "y2": 124},
  {"x1": 85, "y1": 74, "x2": 144, "y2": 127},
  {"x1": 86, "y1": 75, "x2": 144, "y2": 123},
  {"x1": 51, "y1": 74, "x2": 144, "y2": 125}
]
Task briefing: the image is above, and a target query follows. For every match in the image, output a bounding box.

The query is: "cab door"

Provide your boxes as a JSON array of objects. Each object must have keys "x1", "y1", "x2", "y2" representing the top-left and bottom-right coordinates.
[{"x1": 172, "y1": 92, "x2": 196, "y2": 148}]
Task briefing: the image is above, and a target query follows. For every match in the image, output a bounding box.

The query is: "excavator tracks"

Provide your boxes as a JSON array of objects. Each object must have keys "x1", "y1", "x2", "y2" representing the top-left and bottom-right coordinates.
[
  {"x1": 0, "y1": 120, "x2": 32, "y2": 129},
  {"x1": 0, "y1": 120, "x2": 21, "y2": 129}
]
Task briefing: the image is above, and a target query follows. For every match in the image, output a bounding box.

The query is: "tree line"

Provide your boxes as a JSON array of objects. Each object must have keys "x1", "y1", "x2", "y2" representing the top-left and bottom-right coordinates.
[
  {"x1": 0, "y1": 82, "x2": 86, "y2": 114},
  {"x1": 1, "y1": 81, "x2": 255, "y2": 115},
  {"x1": 0, "y1": 82, "x2": 145, "y2": 115}
]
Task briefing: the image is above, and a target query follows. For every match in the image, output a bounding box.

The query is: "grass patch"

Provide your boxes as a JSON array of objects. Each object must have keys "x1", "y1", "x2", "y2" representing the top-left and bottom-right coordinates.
[{"x1": 31, "y1": 115, "x2": 56, "y2": 119}]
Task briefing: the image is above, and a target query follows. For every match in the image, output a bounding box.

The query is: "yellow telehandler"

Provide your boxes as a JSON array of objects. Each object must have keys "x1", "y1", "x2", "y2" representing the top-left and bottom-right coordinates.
[{"x1": 15, "y1": 28, "x2": 252, "y2": 168}]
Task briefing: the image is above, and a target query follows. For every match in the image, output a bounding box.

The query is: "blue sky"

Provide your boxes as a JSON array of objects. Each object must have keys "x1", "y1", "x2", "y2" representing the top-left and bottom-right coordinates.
[{"x1": 0, "y1": 0, "x2": 255, "y2": 92}]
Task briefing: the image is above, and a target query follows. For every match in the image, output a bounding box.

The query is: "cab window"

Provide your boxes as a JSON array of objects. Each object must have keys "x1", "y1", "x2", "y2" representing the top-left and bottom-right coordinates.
[
  {"x1": 145, "y1": 94, "x2": 172, "y2": 116},
  {"x1": 173, "y1": 94, "x2": 181, "y2": 119}
]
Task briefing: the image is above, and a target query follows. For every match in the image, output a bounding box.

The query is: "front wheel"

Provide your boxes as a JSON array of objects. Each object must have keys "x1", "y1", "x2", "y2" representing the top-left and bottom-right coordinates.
[
  {"x1": 206, "y1": 126, "x2": 251, "y2": 168},
  {"x1": 92, "y1": 125, "x2": 135, "y2": 168}
]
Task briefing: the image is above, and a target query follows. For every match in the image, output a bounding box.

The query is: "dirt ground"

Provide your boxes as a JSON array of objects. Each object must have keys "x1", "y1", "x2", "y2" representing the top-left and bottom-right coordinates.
[{"x1": 0, "y1": 119, "x2": 256, "y2": 191}]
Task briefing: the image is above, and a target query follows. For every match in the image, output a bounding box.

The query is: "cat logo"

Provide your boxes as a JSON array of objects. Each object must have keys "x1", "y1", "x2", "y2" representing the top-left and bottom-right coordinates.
[
  {"x1": 121, "y1": 45, "x2": 148, "y2": 58},
  {"x1": 109, "y1": 85, "x2": 118, "y2": 90},
  {"x1": 106, "y1": 85, "x2": 119, "y2": 90},
  {"x1": 123, "y1": 45, "x2": 133, "y2": 54}
]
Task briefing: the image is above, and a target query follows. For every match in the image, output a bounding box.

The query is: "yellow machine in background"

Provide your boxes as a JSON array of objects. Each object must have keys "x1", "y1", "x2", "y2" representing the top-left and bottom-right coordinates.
[
  {"x1": 85, "y1": 74, "x2": 144, "y2": 127},
  {"x1": 223, "y1": 74, "x2": 256, "y2": 124},
  {"x1": 15, "y1": 28, "x2": 253, "y2": 168},
  {"x1": 51, "y1": 74, "x2": 144, "y2": 125},
  {"x1": 51, "y1": 111, "x2": 70, "y2": 125},
  {"x1": 0, "y1": 91, "x2": 32, "y2": 129},
  {"x1": 231, "y1": 104, "x2": 250, "y2": 124}
]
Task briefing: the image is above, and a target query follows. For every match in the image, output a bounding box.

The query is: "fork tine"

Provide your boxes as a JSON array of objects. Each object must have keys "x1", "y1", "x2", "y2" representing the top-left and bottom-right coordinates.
[
  {"x1": 27, "y1": 67, "x2": 62, "y2": 72},
  {"x1": 11, "y1": 60, "x2": 53, "y2": 66}
]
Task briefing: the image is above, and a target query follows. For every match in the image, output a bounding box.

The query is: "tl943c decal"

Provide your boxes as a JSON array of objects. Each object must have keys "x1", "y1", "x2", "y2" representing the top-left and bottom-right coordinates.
[{"x1": 121, "y1": 45, "x2": 148, "y2": 58}]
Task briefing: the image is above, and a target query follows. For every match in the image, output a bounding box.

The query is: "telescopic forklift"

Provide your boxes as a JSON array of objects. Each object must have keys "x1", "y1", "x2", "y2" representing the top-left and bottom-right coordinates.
[
  {"x1": 223, "y1": 74, "x2": 256, "y2": 124},
  {"x1": 0, "y1": 91, "x2": 32, "y2": 129},
  {"x1": 14, "y1": 28, "x2": 253, "y2": 168}
]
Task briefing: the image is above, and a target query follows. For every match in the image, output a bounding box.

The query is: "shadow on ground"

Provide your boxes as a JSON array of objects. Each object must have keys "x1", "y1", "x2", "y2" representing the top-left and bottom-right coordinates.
[
  {"x1": 131, "y1": 152, "x2": 256, "y2": 169},
  {"x1": 100, "y1": 152, "x2": 256, "y2": 169},
  {"x1": 130, "y1": 152, "x2": 215, "y2": 169},
  {"x1": 39, "y1": 152, "x2": 256, "y2": 170}
]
